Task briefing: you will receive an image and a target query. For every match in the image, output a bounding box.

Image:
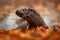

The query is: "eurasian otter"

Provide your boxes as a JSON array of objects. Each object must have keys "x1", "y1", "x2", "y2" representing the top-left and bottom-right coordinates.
[{"x1": 16, "y1": 8, "x2": 48, "y2": 30}]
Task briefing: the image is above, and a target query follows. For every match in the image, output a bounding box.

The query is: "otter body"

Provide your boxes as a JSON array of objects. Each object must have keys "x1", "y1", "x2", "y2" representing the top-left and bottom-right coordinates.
[{"x1": 16, "y1": 8, "x2": 47, "y2": 29}]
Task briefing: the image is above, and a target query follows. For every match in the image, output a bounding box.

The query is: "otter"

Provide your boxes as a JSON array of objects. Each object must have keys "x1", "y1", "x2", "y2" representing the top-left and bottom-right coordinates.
[{"x1": 16, "y1": 8, "x2": 48, "y2": 30}]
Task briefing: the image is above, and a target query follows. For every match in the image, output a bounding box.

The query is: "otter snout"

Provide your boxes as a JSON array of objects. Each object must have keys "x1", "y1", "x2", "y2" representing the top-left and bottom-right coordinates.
[{"x1": 16, "y1": 10, "x2": 24, "y2": 17}]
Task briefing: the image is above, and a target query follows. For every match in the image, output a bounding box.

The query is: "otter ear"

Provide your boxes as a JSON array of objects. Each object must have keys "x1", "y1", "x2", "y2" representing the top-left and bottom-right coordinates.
[
  {"x1": 28, "y1": 8, "x2": 35, "y2": 11},
  {"x1": 28, "y1": 8, "x2": 40, "y2": 17},
  {"x1": 28, "y1": 8, "x2": 36, "y2": 13}
]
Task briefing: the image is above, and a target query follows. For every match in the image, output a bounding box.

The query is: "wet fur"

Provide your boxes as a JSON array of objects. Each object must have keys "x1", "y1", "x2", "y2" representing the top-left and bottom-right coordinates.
[{"x1": 16, "y1": 8, "x2": 47, "y2": 29}]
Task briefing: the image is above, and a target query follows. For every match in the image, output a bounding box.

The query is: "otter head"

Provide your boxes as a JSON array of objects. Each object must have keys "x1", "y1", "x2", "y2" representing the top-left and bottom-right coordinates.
[{"x1": 16, "y1": 8, "x2": 38, "y2": 21}]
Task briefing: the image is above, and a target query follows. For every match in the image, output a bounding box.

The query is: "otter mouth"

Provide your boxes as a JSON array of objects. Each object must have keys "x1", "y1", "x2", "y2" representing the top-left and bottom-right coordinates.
[{"x1": 16, "y1": 10, "x2": 24, "y2": 17}]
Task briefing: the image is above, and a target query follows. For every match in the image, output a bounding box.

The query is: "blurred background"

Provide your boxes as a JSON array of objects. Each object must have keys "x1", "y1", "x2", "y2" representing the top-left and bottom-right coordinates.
[
  {"x1": 0, "y1": 0, "x2": 60, "y2": 30},
  {"x1": 0, "y1": 0, "x2": 60, "y2": 40}
]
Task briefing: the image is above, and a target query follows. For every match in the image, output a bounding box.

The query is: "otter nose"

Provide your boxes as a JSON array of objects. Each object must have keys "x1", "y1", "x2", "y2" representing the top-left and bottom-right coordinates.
[{"x1": 16, "y1": 10, "x2": 23, "y2": 16}]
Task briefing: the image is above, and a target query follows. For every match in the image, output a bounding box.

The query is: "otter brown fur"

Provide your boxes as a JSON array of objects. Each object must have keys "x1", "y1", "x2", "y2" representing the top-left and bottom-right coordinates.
[{"x1": 16, "y1": 8, "x2": 47, "y2": 30}]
